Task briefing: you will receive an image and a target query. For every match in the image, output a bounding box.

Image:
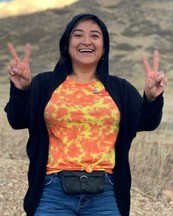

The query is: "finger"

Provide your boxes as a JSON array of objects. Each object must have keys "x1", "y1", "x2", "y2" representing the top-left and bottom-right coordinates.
[
  {"x1": 156, "y1": 71, "x2": 167, "y2": 86},
  {"x1": 8, "y1": 65, "x2": 14, "y2": 76},
  {"x1": 10, "y1": 59, "x2": 17, "y2": 67},
  {"x1": 7, "y1": 43, "x2": 20, "y2": 62},
  {"x1": 9, "y1": 64, "x2": 21, "y2": 76},
  {"x1": 24, "y1": 43, "x2": 31, "y2": 63},
  {"x1": 164, "y1": 77, "x2": 168, "y2": 86},
  {"x1": 143, "y1": 54, "x2": 151, "y2": 74},
  {"x1": 9, "y1": 59, "x2": 17, "y2": 71},
  {"x1": 159, "y1": 78, "x2": 166, "y2": 87},
  {"x1": 153, "y1": 49, "x2": 159, "y2": 72}
]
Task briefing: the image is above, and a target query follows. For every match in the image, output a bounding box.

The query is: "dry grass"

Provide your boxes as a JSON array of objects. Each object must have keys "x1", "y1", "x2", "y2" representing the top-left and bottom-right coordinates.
[
  {"x1": 0, "y1": 0, "x2": 173, "y2": 215},
  {"x1": 131, "y1": 131, "x2": 173, "y2": 195}
]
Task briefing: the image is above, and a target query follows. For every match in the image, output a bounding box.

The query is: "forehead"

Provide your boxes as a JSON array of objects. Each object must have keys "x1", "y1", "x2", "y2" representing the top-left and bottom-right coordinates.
[{"x1": 72, "y1": 19, "x2": 102, "y2": 33}]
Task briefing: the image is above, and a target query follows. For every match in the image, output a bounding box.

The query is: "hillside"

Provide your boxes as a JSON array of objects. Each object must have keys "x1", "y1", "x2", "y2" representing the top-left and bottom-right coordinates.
[{"x1": 0, "y1": 0, "x2": 173, "y2": 215}]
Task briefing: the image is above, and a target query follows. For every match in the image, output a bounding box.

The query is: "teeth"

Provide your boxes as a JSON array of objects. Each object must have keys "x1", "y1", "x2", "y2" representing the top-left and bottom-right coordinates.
[{"x1": 79, "y1": 49, "x2": 93, "y2": 53}]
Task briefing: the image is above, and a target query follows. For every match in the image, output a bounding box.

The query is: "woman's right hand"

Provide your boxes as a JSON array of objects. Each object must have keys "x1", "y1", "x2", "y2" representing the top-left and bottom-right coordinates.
[{"x1": 7, "y1": 43, "x2": 32, "y2": 90}]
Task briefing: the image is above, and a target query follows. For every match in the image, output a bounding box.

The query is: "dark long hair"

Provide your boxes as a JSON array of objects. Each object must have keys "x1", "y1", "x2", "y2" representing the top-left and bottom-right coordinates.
[{"x1": 57, "y1": 13, "x2": 110, "y2": 82}]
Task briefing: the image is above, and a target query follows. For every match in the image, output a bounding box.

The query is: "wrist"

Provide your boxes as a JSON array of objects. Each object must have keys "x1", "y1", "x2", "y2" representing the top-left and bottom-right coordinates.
[{"x1": 144, "y1": 92, "x2": 156, "y2": 102}]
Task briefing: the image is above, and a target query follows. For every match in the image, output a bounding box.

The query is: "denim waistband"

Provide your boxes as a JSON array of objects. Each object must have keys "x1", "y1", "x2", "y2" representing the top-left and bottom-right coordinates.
[{"x1": 47, "y1": 171, "x2": 113, "y2": 177}]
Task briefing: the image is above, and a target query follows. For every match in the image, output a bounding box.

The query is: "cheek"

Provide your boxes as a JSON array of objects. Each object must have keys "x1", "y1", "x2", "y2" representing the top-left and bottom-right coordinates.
[
  {"x1": 68, "y1": 46, "x2": 74, "y2": 59},
  {"x1": 68, "y1": 41, "x2": 77, "y2": 56},
  {"x1": 97, "y1": 40, "x2": 104, "y2": 53},
  {"x1": 98, "y1": 45, "x2": 104, "y2": 56}
]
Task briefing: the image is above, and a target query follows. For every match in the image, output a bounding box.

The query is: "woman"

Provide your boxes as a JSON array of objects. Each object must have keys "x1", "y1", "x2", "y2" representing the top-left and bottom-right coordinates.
[{"x1": 5, "y1": 14, "x2": 167, "y2": 216}]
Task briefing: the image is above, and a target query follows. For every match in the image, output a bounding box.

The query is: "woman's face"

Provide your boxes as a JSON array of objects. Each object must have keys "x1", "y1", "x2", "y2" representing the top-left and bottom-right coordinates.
[{"x1": 68, "y1": 19, "x2": 104, "y2": 68}]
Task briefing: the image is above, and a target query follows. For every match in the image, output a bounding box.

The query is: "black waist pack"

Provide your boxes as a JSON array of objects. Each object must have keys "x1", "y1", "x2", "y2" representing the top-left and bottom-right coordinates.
[{"x1": 59, "y1": 170, "x2": 105, "y2": 194}]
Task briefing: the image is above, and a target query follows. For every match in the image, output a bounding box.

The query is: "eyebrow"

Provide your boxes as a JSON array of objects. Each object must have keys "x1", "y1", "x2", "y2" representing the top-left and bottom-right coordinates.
[{"x1": 72, "y1": 29, "x2": 102, "y2": 35}]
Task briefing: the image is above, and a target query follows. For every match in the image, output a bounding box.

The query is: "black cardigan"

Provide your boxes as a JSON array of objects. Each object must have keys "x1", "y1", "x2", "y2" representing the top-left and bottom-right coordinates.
[{"x1": 5, "y1": 69, "x2": 163, "y2": 216}]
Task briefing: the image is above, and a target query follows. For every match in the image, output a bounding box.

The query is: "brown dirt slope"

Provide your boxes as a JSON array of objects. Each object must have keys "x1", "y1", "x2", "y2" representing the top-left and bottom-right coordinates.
[{"x1": 0, "y1": 0, "x2": 173, "y2": 215}]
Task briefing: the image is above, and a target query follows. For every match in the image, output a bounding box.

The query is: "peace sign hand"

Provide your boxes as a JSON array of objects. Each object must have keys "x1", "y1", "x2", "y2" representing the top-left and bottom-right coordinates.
[
  {"x1": 7, "y1": 43, "x2": 32, "y2": 90},
  {"x1": 143, "y1": 50, "x2": 168, "y2": 101}
]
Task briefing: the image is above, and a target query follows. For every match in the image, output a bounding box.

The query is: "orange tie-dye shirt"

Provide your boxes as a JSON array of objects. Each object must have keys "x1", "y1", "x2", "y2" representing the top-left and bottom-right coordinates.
[{"x1": 44, "y1": 76, "x2": 120, "y2": 174}]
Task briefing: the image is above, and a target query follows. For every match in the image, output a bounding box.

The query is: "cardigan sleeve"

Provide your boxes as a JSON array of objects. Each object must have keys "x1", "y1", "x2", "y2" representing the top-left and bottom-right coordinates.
[
  {"x1": 114, "y1": 78, "x2": 164, "y2": 139},
  {"x1": 136, "y1": 92, "x2": 164, "y2": 132},
  {"x1": 4, "y1": 82, "x2": 31, "y2": 129}
]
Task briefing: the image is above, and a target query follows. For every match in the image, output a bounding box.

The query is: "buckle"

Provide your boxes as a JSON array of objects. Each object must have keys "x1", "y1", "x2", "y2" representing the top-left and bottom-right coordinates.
[{"x1": 80, "y1": 175, "x2": 88, "y2": 182}]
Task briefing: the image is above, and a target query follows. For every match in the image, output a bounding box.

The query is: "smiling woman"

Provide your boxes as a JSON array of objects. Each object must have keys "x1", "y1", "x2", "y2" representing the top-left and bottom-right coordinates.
[{"x1": 4, "y1": 13, "x2": 167, "y2": 216}]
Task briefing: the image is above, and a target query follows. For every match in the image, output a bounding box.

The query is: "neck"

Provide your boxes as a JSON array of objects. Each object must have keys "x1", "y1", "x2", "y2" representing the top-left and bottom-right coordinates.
[{"x1": 70, "y1": 65, "x2": 97, "y2": 83}]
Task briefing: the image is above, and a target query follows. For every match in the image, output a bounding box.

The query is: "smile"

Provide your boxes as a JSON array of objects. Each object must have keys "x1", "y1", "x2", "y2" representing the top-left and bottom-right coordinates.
[{"x1": 79, "y1": 49, "x2": 94, "y2": 53}]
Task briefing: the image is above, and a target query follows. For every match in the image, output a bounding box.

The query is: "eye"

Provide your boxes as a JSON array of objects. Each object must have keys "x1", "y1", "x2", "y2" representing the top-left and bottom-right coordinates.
[
  {"x1": 73, "y1": 33, "x2": 83, "y2": 38},
  {"x1": 71, "y1": 31, "x2": 83, "y2": 38},
  {"x1": 91, "y1": 34, "x2": 100, "y2": 39}
]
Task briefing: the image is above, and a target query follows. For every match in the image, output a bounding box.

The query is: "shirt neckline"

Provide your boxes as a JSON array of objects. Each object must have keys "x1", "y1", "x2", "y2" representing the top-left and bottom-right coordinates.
[{"x1": 67, "y1": 75, "x2": 98, "y2": 86}]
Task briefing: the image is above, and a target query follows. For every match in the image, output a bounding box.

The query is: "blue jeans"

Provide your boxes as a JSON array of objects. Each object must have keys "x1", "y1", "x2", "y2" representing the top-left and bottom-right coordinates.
[{"x1": 34, "y1": 172, "x2": 121, "y2": 216}]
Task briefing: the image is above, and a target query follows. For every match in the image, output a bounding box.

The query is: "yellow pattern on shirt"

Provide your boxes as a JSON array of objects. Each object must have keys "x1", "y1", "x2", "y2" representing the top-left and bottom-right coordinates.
[{"x1": 44, "y1": 76, "x2": 120, "y2": 174}]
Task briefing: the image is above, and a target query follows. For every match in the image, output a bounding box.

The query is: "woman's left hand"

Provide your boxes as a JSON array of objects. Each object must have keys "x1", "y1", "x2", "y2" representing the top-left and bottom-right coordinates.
[{"x1": 143, "y1": 50, "x2": 168, "y2": 101}]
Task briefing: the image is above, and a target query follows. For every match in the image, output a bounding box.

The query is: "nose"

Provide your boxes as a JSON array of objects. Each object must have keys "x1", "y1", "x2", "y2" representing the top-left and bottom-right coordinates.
[{"x1": 81, "y1": 35, "x2": 91, "y2": 45}]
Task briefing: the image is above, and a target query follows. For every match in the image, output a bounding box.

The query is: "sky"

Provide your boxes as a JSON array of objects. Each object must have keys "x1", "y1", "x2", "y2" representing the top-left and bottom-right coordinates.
[{"x1": 0, "y1": 0, "x2": 78, "y2": 18}]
